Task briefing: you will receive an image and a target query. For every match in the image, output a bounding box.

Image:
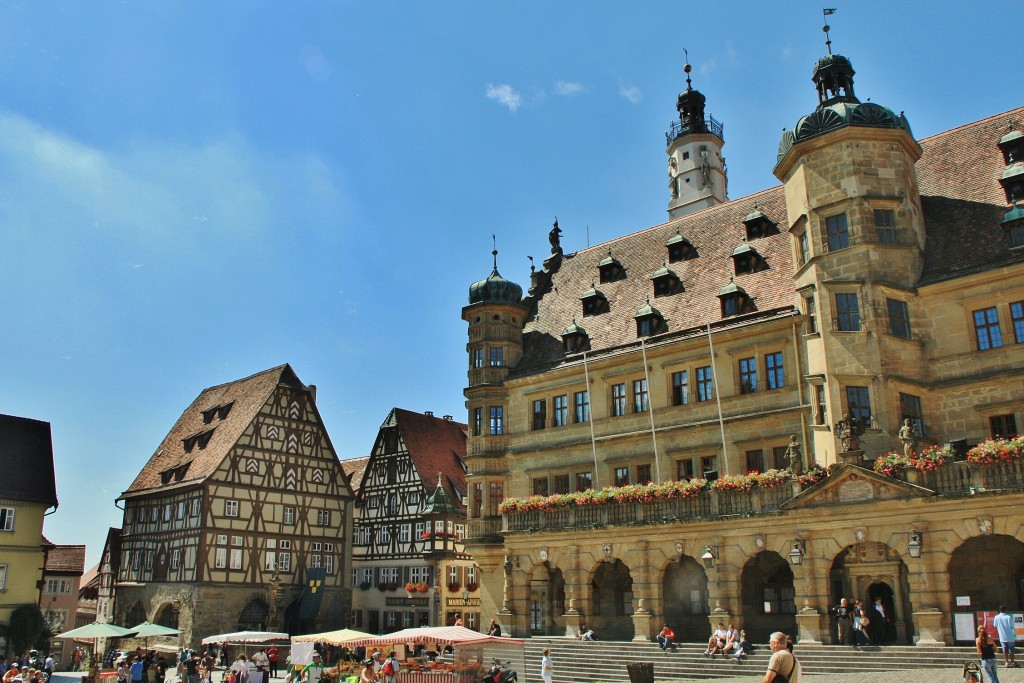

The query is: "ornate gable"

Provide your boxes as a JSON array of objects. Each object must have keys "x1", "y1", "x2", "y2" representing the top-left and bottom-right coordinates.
[{"x1": 782, "y1": 464, "x2": 933, "y2": 510}]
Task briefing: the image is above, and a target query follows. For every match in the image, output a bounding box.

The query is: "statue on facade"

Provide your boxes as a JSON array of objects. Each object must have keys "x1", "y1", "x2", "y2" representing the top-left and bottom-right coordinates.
[
  {"x1": 898, "y1": 418, "x2": 917, "y2": 457},
  {"x1": 785, "y1": 435, "x2": 804, "y2": 475},
  {"x1": 548, "y1": 219, "x2": 563, "y2": 255},
  {"x1": 835, "y1": 412, "x2": 868, "y2": 452}
]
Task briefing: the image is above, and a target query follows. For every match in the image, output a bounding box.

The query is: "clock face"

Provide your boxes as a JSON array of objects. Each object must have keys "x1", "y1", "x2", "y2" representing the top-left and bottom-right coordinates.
[{"x1": 539, "y1": 549, "x2": 548, "y2": 561}]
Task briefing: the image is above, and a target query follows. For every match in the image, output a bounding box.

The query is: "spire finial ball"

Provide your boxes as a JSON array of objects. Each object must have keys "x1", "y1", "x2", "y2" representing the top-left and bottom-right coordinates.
[
  {"x1": 822, "y1": 23, "x2": 830, "y2": 33},
  {"x1": 684, "y1": 63, "x2": 692, "y2": 74}
]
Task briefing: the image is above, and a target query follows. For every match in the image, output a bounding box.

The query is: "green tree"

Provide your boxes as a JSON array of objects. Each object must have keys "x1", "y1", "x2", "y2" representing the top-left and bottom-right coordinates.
[{"x1": 7, "y1": 604, "x2": 48, "y2": 656}]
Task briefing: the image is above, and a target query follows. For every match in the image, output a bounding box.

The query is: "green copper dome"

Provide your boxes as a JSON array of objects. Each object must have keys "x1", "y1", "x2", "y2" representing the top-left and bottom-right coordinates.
[
  {"x1": 468, "y1": 267, "x2": 523, "y2": 305},
  {"x1": 1002, "y1": 205, "x2": 1024, "y2": 226}
]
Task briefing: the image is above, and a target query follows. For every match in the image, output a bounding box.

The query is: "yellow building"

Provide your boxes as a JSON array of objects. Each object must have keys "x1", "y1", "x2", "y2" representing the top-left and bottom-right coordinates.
[
  {"x1": 0, "y1": 414, "x2": 59, "y2": 657},
  {"x1": 461, "y1": 46, "x2": 1024, "y2": 647}
]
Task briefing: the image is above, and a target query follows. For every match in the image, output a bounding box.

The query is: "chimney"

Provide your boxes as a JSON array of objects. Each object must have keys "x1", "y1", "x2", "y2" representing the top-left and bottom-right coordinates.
[
  {"x1": 308, "y1": 384, "x2": 317, "y2": 403},
  {"x1": 424, "y1": 410, "x2": 434, "y2": 417},
  {"x1": 443, "y1": 415, "x2": 453, "y2": 421}
]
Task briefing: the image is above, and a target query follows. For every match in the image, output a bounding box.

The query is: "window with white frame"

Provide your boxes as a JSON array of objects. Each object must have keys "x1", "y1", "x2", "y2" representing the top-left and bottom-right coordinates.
[
  {"x1": 164, "y1": 504, "x2": 172, "y2": 522},
  {"x1": 278, "y1": 552, "x2": 291, "y2": 572},
  {"x1": 411, "y1": 567, "x2": 430, "y2": 584},
  {"x1": 190, "y1": 499, "x2": 201, "y2": 516},
  {"x1": 400, "y1": 525, "x2": 411, "y2": 543},
  {"x1": 265, "y1": 539, "x2": 277, "y2": 570},
  {"x1": 0, "y1": 564, "x2": 7, "y2": 590},
  {"x1": 231, "y1": 535, "x2": 243, "y2": 546},
  {"x1": 325, "y1": 555, "x2": 334, "y2": 574},
  {"x1": 316, "y1": 509, "x2": 331, "y2": 527},
  {"x1": 171, "y1": 549, "x2": 180, "y2": 571},
  {"x1": 176, "y1": 501, "x2": 185, "y2": 519},
  {"x1": 351, "y1": 569, "x2": 359, "y2": 587},
  {"x1": 362, "y1": 568, "x2": 373, "y2": 586},
  {"x1": 283, "y1": 507, "x2": 296, "y2": 524},
  {"x1": 230, "y1": 548, "x2": 243, "y2": 569},
  {"x1": 415, "y1": 522, "x2": 424, "y2": 539},
  {"x1": 214, "y1": 548, "x2": 227, "y2": 569},
  {"x1": 449, "y1": 565, "x2": 459, "y2": 585},
  {"x1": 456, "y1": 524, "x2": 465, "y2": 540},
  {"x1": 311, "y1": 554, "x2": 322, "y2": 568},
  {"x1": 312, "y1": 542, "x2": 322, "y2": 552},
  {"x1": 467, "y1": 566, "x2": 478, "y2": 585},
  {"x1": 225, "y1": 500, "x2": 239, "y2": 517},
  {"x1": 0, "y1": 507, "x2": 16, "y2": 532}
]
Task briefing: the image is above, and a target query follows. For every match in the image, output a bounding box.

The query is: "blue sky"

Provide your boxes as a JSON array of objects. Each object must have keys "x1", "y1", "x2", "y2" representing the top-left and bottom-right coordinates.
[{"x1": 0, "y1": 1, "x2": 1017, "y2": 568}]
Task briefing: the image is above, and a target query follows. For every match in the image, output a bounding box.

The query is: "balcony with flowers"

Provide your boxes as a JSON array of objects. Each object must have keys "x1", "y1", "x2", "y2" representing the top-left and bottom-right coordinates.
[{"x1": 497, "y1": 467, "x2": 828, "y2": 535}]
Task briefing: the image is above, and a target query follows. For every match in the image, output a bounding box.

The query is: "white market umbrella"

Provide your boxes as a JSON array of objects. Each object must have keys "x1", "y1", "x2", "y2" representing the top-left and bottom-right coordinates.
[
  {"x1": 202, "y1": 631, "x2": 289, "y2": 645},
  {"x1": 129, "y1": 622, "x2": 183, "y2": 638},
  {"x1": 58, "y1": 622, "x2": 138, "y2": 639},
  {"x1": 291, "y1": 629, "x2": 372, "y2": 645}
]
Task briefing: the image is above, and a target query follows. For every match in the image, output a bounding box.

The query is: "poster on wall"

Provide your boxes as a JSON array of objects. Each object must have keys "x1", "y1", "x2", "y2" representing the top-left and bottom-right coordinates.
[
  {"x1": 977, "y1": 611, "x2": 1024, "y2": 641},
  {"x1": 954, "y1": 613, "x2": 977, "y2": 642}
]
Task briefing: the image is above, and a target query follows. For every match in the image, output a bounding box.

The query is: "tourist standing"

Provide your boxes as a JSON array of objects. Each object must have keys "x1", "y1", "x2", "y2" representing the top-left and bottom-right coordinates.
[
  {"x1": 540, "y1": 649, "x2": 553, "y2": 683},
  {"x1": 831, "y1": 598, "x2": 852, "y2": 645},
  {"x1": 978, "y1": 625, "x2": 1000, "y2": 683},
  {"x1": 763, "y1": 632, "x2": 798, "y2": 683},
  {"x1": 994, "y1": 606, "x2": 1018, "y2": 668}
]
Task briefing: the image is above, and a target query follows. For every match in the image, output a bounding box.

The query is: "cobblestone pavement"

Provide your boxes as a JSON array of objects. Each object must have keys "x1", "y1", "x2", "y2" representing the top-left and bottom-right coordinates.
[{"x1": 680, "y1": 662, "x2": 1024, "y2": 682}]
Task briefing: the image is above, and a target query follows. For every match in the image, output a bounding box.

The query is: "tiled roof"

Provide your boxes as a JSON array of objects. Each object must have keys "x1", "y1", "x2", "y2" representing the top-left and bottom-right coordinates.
[
  {"x1": 395, "y1": 409, "x2": 468, "y2": 504},
  {"x1": 120, "y1": 364, "x2": 306, "y2": 497},
  {"x1": 514, "y1": 186, "x2": 795, "y2": 375},
  {"x1": 340, "y1": 456, "x2": 370, "y2": 495},
  {"x1": 0, "y1": 414, "x2": 58, "y2": 506},
  {"x1": 505, "y1": 105, "x2": 1024, "y2": 374},
  {"x1": 45, "y1": 544, "x2": 86, "y2": 573},
  {"x1": 80, "y1": 562, "x2": 100, "y2": 589},
  {"x1": 917, "y1": 105, "x2": 1024, "y2": 284}
]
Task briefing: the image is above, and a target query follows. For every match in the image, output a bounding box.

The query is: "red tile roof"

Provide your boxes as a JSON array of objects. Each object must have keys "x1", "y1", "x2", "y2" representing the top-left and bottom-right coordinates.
[
  {"x1": 120, "y1": 364, "x2": 306, "y2": 497},
  {"x1": 45, "y1": 544, "x2": 86, "y2": 573},
  {"x1": 515, "y1": 185, "x2": 796, "y2": 374},
  {"x1": 916, "y1": 106, "x2": 1024, "y2": 284},
  {"x1": 508, "y1": 105, "x2": 1024, "y2": 373},
  {"x1": 394, "y1": 409, "x2": 468, "y2": 503},
  {"x1": 340, "y1": 456, "x2": 370, "y2": 495}
]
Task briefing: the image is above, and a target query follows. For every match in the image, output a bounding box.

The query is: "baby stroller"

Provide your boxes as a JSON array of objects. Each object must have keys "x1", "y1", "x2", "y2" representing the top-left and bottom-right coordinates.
[{"x1": 962, "y1": 661, "x2": 981, "y2": 682}]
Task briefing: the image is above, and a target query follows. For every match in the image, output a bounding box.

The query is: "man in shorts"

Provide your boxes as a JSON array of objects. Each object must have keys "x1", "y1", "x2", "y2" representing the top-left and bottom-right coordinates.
[{"x1": 994, "y1": 606, "x2": 1018, "y2": 668}]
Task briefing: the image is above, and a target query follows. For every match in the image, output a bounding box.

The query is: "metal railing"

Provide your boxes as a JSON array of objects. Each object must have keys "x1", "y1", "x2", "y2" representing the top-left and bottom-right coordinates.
[{"x1": 666, "y1": 115, "x2": 724, "y2": 145}]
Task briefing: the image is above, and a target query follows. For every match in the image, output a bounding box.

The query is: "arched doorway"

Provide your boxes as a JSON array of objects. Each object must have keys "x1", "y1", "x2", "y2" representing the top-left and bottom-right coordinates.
[
  {"x1": 662, "y1": 556, "x2": 709, "y2": 641},
  {"x1": 155, "y1": 603, "x2": 178, "y2": 629},
  {"x1": 741, "y1": 551, "x2": 796, "y2": 644},
  {"x1": 829, "y1": 543, "x2": 913, "y2": 644},
  {"x1": 238, "y1": 597, "x2": 269, "y2": 631},
  {"x1": 528, "y1": 563, "x2": 565, "y2": 636},
  {"x1": 949, "y1": 534, "x2": 1024, "y2": 640},
  {"x1": 592, "y1": 559, "x2": 634, "y2": 641},
  {"x1": 125, "y1": 601, "x2": 147, "y2": 627}
]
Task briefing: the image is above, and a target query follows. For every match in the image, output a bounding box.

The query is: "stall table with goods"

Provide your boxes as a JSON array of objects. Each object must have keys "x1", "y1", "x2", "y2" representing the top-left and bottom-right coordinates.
[{"x1": 341, "y1": 626, "x2": 524, "y2": 683}]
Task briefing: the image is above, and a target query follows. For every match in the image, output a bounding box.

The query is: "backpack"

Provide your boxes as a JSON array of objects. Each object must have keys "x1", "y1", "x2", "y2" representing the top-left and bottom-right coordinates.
[{"x1": 382, "y1": 659, "x2": 395, "y2": 676}]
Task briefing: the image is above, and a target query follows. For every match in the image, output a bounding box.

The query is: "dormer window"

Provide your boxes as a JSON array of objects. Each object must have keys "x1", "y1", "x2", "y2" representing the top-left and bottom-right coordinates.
[
  {"x1": 1003, "y1": 206, "x2": 1024, "y2": 248},
  {"x1": 580, "y1": 283, "x2": 610, "y2": 317},
  {"x1": 561, "y1": 319, "x2": 590, "y2": 354},
  {"x1": 666, "y1": 230, "x2": 698, "y2": 262},
  {"x1": 719, "y1": 278, "x2": 755, "y2": 318},
  {"x1": 202, "y1": 402, "x2": 234, "y2": 424},
  {"x1": 635, "y1": 299, "x2": 667, "y2": 338},
  {"x1": 183, "y1": 428, "x2": 215, "y2": 453},
  {"x1": 650, "y1": 261, "x2": 683, "y2": 298},
  {"x1": 742, "y1": 206, "x2": 779, "y2": 240},
  {"x1": 598, "y1": 250, "x2": 626, "y2": 283},
  {"x1": 731, "y1": 240, "x2": 768, "y2": 275}
]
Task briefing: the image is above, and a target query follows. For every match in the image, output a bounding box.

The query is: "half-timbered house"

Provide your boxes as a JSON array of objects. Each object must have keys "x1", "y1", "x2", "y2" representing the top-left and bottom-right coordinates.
[
  {"x1": 115, "y1": 365, "x2": 354, "y2": 644},
  {"x1": 344, "y1": 408, "x2": 476, "y2": 633}
]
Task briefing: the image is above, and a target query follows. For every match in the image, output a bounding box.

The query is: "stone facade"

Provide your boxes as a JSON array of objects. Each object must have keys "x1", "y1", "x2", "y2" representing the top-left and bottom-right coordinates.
[{"x1": 461, "y1": 48, "x2": 1024, "y2": 646}]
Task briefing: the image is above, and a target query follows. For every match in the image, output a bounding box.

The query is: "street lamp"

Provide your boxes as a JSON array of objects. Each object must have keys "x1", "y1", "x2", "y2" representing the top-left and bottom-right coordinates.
[
  {"x1": 701, "y1": 545, "x2": 718, "y2": 569},
  {"x1": 908, "y1": 530, "x2": 923, "y2": 558},
  {"x1": 789, "y1": 540, "x2": 806, "y2": 566}
]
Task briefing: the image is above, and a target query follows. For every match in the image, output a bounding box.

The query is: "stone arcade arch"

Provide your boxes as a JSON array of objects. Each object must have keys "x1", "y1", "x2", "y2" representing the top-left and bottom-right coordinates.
[
  {"x1": 125, "y1": 600, "x2": 147, "y2": 627},
  {"x1": 591, "y1": 559, "x2": 634, "y2": 641},
  {"x1": 527, "y1": 562, "x2": 565, "y2": 636},
  {"x1": 155, "y1": 603, "x2": 178, "y2": 629},
  {"x1": 740, "y1": 551, "x2": 796, "y2": 644},
  {"x1": 829, "y1": 542, "x2": 913, "y2": 644},
  {"x1": 238, "y1": 597, "x2": 269, "y2": 632},
  {"x1": 949, "y1": 534, "x2": 1024, "y2": 617},
  {"x1": 662, "y1": 556, "x2": 710, "y2": 640}
]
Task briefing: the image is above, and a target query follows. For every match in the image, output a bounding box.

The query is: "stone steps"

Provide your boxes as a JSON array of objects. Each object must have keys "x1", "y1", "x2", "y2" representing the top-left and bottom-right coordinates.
[{"x1": 520, "y1": 639, "x2": 979, "y2": 683}]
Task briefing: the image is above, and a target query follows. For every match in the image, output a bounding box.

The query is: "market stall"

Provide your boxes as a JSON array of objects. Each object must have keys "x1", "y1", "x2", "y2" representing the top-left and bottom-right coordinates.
[
  {"x1": 290, "y1": 630, "x2": 373, "y2": 680},
  {"x1": 202, "y1": 631, "x2": 291, "y2": 683},
  {"x1": 344, "y1": 626, "x2": 524, "y2": 683}
]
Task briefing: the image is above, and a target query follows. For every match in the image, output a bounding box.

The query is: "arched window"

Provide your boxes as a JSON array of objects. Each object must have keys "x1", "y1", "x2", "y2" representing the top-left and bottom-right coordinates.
[
  {"x1": 155, "y1": 603, "x2": 178, "y2": 629},
  {"x1": 238, "y1": 598, "x2": 269, "y2": 632},
  {"x1": 125, "y1": 601, "x2": 147, "y2": 627}
]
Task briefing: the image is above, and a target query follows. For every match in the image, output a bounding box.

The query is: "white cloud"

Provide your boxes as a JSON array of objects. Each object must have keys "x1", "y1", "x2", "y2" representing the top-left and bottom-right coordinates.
[
  {"x1": 486, "y1": 84, "x2": 522, "y2": 112},
  {"x1": 553, "y1": 81, "x2": 585, "y2": 96},
  {"x1": 618, "y1": 84, "x2": 642, "y2": 104}
]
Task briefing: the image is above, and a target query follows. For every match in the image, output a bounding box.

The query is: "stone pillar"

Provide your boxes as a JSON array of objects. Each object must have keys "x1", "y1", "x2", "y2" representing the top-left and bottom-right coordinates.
[
  {"x1": 838, "y1": 449, "x2": 866, "y2": 466},
  {"x1": 796, "y1": 608, "x2": 828, "y2": 644},
  {"x1": 561, "y1": 544, "x2": 586, "y2": 638},
  {"x1": 794, "y1": 537, "x2": 826, "y2": 644},
  {"x1": 630, "y1": 541, "x2": 654, "y2": 642},
  {"x1": 912, "y1": 609, "x2": 945, "y2": 646}
]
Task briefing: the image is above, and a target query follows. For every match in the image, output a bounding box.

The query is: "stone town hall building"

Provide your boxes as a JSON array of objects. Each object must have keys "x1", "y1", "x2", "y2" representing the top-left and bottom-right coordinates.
[{"x1": 461, "y1": 43, "x2": 1024, "y2": 646}]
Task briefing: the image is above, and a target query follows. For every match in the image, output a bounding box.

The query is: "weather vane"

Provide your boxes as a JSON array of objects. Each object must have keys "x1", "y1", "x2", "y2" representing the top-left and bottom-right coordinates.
[
  {"x1": 822, "y1": 8, "x2": 837, "y2": 55},
  {"x1": 683, "y1": 48, "x2": 692, "y2": 90},
  {"x1": 491, "y1": 234, "x2": 498, "y2": 268}
]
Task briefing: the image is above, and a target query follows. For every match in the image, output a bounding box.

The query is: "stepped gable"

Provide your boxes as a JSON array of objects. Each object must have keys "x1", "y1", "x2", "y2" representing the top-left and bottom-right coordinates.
[
  {"x1": 45, "y1": 544, "x2": 86, "y2": 573},
  {"x1": 341, "y1": 456, "x2": 370, "y2": 496},
  {"x1": 0, "y1": 413, "x2": 58, "y2": 507},
  {"x1": 917, "y1": 105, "x2": 1024, "y2": 284},
  {"x1": 394, "y1": 409, "x2": 468, "y2": 504},
  {"x1": 515, "y1": 186, "x2": 795, "y2": 376},
  {"x1": 121, "y1": 364, "x2": 307, "y2": 496}
]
